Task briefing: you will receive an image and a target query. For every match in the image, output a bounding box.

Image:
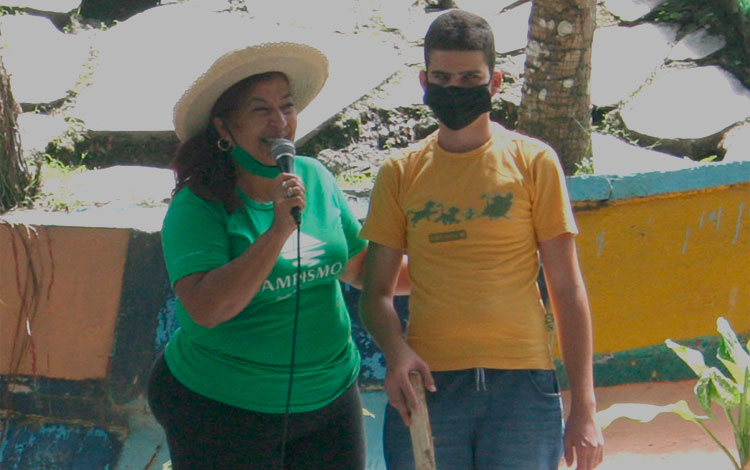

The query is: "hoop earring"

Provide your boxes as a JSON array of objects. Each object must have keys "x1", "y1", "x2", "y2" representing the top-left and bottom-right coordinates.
[{"x1": 217, "y1": 138, "x2": 232, "y2": 152}]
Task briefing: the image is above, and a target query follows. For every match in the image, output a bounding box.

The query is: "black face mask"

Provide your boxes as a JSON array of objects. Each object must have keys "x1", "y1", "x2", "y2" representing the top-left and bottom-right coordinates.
[{"x1": 423, "y1": 81, "x2": 492, "y2": 131}]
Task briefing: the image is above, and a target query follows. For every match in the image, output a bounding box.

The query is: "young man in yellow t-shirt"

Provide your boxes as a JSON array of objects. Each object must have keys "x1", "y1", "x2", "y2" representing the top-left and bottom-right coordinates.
[{"x1": 358, "y1": 9, "x2": 604, "y2": 470}]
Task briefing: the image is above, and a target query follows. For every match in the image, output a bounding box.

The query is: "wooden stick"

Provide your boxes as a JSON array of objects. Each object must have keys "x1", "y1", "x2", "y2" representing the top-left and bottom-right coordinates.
[{"x1": 408, "y1": 371, "x2": 437, "y2": 470}]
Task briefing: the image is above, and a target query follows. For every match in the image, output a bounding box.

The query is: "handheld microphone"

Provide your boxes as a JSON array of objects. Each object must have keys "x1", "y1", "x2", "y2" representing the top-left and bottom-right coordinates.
[
  {"x1": 271, "y1": 137, "x2": 304, "y2": 469},
  {"x1": 271, "y1": 138, "x2": 301, "y2": 225}
]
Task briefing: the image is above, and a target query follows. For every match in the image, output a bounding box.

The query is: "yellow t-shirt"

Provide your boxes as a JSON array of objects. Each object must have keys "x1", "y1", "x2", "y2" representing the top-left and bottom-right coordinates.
[{"x1": 359, "y1": 123, "x2": 578, "y2": 371}]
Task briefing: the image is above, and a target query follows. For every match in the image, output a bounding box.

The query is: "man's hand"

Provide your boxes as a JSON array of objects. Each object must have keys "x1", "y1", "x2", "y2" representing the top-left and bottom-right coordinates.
[
  {"x1": 383, "y1": 345, "x2": 435, "y2": 427},
  {"x1": 563, "y1": 407, "x2": 604, "y2": 470}
]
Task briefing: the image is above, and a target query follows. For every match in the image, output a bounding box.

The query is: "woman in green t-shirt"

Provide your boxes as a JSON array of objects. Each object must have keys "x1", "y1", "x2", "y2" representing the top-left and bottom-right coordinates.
[{"x1": 147, "y1": 36, "x2": 406, "y2": 469}]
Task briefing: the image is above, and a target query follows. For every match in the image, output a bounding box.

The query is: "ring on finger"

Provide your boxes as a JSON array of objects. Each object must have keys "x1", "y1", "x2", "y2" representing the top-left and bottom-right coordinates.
[
  {"x1": 282, "y1": 180, "x2": 289, "y2": 189},
  {"x1": 287, "y1": 187, "x2": 294, "y2": 197}
]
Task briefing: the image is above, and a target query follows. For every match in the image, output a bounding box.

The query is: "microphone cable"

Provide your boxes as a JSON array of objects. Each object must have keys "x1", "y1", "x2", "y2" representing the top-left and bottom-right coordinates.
[
  {"x1": 222, "y1": 133, "x2": 301, "y2": 468},
  {"x1": 278, "y1": 226, "x2": 301, "y2": 469}
]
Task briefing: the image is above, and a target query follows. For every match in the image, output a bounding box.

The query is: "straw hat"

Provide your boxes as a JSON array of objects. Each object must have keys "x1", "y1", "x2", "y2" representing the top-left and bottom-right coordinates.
[{"x1": 173, "y1": 40, "x2": 329, "y2": 142}]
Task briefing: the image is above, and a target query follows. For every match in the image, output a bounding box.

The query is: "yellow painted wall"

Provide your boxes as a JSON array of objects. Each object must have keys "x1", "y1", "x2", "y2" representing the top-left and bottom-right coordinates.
[
  {"x1": 0, "y1": 223, "x2": 130, "y2": 380},
  {"x1": 573, "y1": 183, "x2": 750, "y2": 354}
]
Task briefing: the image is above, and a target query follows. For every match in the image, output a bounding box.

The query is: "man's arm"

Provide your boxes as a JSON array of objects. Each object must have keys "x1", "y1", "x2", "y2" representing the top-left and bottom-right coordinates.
[
  {"x1": 538, "y1": 233, "x2": 604, "y2": 470},
  {"x1": 359, "y1": 242, "x2": 434, "y2": 426}
]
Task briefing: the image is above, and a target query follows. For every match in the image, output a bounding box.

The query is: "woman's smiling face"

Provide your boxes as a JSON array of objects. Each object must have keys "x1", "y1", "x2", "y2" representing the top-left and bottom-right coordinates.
[{"x1": 214, "y1": 72, "x2": 298, "y2": 165}]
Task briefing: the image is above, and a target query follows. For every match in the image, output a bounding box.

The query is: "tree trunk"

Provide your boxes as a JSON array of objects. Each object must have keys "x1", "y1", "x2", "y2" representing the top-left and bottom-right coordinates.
[
  {"x1": 517, "y1": 0, "x2": 596, "y2": 175},
  {"x1": 0, "y1": 55, "x2": 29, "y2": 213}
]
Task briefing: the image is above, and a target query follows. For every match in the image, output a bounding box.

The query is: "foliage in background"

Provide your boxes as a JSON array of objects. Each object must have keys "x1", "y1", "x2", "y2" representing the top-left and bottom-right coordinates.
[
  {"x1": 647, "y1": 0, "x2": 750, "y2": 88},
  {"x1": 597, "y1": 317, "x2": 750, "y2": 470},
  {"x1": 0, "y1": 56, "x2": 35, "y2": 213},
  {"x1": 573, "y1": 156, "x2": 594, "y2": 175},
  {"x1": 34, "y1": 155, "x2": 88, "y2": 212}
]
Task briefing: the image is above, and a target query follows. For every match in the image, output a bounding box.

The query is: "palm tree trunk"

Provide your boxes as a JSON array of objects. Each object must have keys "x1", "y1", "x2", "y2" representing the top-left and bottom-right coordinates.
[
  {"x1": 517, "y1": 0, "x2": 596, "y2": 175},
  {"x1": 0, "y1": 55, "x2": 29, "y2": 213}
]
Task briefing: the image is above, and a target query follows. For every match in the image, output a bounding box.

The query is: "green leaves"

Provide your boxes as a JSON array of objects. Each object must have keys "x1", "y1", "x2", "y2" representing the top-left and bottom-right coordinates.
[
  {"x1": 717, "y1": 317, "x2": 750, "y2": 387},
  {"x1": 665, "y1": 318, "x2": 748, "y2": 417},
  {"x1": 739, "y1": 371, "x2": 750, "y2": 467},
  {"x1": 665, "y1": 338, "x2": 708, "y2": 376},
  {"x1": 596, "y1": 316, "x2": 749, "y2": 470},
  {"x1": 596, "y1": 400, "x2": 707, "y2": 430},
  {"x1": 693, "y1": 367, "x2": 741, "y2": 417}
]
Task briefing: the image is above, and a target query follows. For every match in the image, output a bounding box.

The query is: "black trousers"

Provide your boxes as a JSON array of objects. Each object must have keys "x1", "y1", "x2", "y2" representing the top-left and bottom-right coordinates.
[{"x1": 147, "y1": 353, "x2": 366, "y2": 470}]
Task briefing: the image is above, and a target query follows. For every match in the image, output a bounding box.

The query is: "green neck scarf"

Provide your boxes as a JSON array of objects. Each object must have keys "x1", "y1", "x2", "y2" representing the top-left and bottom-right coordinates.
[{"x1": 231, "y1": 145, "x2": 281, "y2": 179}]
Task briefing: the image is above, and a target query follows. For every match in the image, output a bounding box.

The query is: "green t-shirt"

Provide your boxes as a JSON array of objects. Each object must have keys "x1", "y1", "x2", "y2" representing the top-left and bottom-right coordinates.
[{"x1": 161, "y1": 156, "x2": 366, "y2": 413}]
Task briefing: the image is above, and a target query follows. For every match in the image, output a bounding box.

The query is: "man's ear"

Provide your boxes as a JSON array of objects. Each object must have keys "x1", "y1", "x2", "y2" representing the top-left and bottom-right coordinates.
[
  {"x1": 419, "y1": 69, "x2": 428, "y2": 91},
  {"x1": 490, "y1": 70, "x2": 503, "y2": 95}
]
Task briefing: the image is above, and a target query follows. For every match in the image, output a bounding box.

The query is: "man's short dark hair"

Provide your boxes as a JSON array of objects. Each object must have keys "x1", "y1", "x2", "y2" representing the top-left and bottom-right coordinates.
[{"x1": 424, "y1": 9, "x2": 496, "y2": 72}]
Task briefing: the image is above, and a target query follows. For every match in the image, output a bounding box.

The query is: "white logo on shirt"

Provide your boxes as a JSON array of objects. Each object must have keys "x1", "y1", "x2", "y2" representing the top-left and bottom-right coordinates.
[
  {"x1": 261, "y1": 231, "x2": 343, "y2": 294},
  {"x1": 280, "y1": 231, "x2": 326, "y2": 267}
]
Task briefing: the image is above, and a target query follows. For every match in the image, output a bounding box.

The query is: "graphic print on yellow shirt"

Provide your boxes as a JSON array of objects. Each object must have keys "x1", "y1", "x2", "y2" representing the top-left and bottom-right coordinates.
[
  {"x1": 360, "y1": 123, "x2": 578, "y2": 372},
  {"x1": 408, "y1": 192, "x2": 514, "y2": 226}
]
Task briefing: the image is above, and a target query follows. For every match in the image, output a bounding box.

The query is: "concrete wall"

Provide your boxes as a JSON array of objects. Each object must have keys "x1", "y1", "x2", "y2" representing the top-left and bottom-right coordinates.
[
  {"x1": 1, "y1": 161, "x2": 748, "y2": 469},
  {"x1": 569, "y1": 162, "x2": 750, "y2": 385}
]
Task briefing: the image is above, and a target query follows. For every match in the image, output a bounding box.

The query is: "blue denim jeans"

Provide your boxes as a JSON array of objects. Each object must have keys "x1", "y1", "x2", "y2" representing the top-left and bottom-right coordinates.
[{"x1": 383, "y1": 368, "x2": 564, "y2": 470}]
